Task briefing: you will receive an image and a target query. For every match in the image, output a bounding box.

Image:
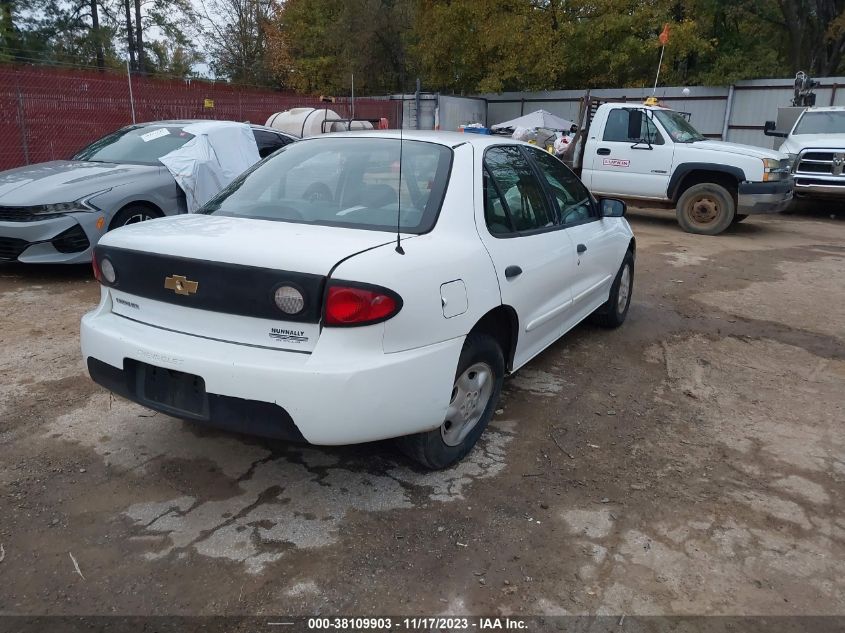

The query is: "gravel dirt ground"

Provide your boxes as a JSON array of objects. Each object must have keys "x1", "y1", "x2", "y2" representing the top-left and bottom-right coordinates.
[{"x1": 0, "y1": 207, "x2": 843, "y2": 618}]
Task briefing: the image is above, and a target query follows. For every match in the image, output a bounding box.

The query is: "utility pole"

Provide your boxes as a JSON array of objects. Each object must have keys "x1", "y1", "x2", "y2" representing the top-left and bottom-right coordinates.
[
  {"x1": 124, "y1": 0, "x2": 135, "y2": 71},
  {"x1": 1, "y1": 0, "x2": 20, "y2": 59},
  {"x1": 91, "y1": 0, "x2": 104, "y2": 70},
  {"x1": 133, "y1": 0, "x2": 144, "y2": 73}
]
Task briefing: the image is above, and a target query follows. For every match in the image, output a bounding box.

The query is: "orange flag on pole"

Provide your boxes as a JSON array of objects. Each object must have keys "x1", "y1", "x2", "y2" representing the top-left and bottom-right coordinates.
[{"x1": 659, "y1": 23, "x2": 670, "y2": 45}]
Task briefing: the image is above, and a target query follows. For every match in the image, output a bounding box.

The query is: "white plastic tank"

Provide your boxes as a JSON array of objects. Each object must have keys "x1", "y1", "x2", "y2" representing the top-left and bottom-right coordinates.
[{"x1": 265, "y1": 107, "x2": 373, "y2": 137}]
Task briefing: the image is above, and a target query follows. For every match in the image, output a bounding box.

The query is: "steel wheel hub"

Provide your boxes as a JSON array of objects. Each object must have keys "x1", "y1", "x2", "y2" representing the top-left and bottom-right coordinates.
[
  {"x1": 689, "y1": 197, "x2": 719, "y2": 224},
  {"x1": 617, "y1": 264, "x2": 631, "y2": 313},
  {"x1": 441, "y1": 362, "x2": 494, "y2": 447}
]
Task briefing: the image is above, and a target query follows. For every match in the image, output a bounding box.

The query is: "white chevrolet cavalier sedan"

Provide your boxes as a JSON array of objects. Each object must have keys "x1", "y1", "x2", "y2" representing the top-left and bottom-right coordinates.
[{"x1": 81, "y1": 131, "x2": 635, "y2": 469}]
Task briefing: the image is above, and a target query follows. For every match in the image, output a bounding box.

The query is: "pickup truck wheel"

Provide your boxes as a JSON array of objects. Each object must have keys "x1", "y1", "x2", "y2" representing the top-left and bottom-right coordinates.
[
  {"x1": 676, "y1": 183, "x2": 735, "y2": 235},
  {"x1": 395, "y1": 333, "x2": 504, "y2": 470},
  {"x1": 590, "y1": 251, "x2": 634, "y2": 328}
]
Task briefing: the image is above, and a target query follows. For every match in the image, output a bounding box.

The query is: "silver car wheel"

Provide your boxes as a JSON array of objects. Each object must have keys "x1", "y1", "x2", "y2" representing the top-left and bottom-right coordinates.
[
  {"x1": 441, "y1": 362, "x2": 494, "y2": 447},
  {"x1": 617, "y1": 263, "x2": 631, "y2": 314},
  {"x1": 122, "y1": 212, "x2": 154, "y2": 225}
]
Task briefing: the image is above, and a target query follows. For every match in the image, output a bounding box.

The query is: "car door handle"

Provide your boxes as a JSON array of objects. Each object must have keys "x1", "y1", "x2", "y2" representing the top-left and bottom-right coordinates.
[
  {"x1": 577, "y1": 244, "x2": 587, "y2": 254},
  {"x1": 597, "y1": 148, "x2": 611, "y2": 155},
  {"x1": 505, "y1": 265, "x2": 523, "y2": 279}
]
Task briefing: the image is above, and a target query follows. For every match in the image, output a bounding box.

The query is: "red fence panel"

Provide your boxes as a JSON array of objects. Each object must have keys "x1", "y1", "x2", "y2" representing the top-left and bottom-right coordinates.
[{"x1": 0, "y1": 64, "x2": 401, "y2": 171}]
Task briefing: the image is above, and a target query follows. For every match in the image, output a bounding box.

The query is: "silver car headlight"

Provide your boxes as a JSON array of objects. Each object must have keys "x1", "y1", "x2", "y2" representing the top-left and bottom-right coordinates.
[
  {"x1": 32, "y1": 202, "x2": 90, "y2": 215},
  {"x1": 28, "y1": 189, "x2": 112, "y2": 217}
]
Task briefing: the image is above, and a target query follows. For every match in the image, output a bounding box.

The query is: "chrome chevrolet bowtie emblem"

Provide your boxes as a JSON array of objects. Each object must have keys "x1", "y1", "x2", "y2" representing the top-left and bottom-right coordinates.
[
  {"x1": 164, "y1": 274, "x2": 198, "y2": 296},
  {"x1": 833, "y1": 153, "x2": 845, "y2": 176}
]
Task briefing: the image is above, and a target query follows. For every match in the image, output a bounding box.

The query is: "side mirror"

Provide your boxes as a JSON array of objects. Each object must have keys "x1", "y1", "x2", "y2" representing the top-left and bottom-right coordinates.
[
  {"x1": 600, "y1": 198, "x2": 626, "y2": 218},
  {"x1": 763, "y1": 121, "x2": 788, "y2": 138}
]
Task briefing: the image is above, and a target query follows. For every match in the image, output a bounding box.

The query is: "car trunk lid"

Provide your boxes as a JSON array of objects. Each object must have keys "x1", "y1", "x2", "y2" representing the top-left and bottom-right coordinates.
[{"x1": 97, "y1": 214, "x2": 402, "y2": 352}]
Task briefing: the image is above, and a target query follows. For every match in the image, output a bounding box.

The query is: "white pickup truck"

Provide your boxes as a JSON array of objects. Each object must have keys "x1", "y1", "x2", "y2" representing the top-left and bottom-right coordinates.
[
  {"x1": 765, "y1": 106, "x2": 845, "y2": 199},
  {"x1": 564, "y1": 100, "x2": 794, "y2": 235}
]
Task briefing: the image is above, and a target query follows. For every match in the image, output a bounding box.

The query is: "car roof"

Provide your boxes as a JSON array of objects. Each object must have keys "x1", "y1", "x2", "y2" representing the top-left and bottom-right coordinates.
[
  {"x1": 133, "y1": 120, "x2": 299, "y2": 138},
  {"x1": 302, "y1": 129, "x2": 528, "y2": 149}
]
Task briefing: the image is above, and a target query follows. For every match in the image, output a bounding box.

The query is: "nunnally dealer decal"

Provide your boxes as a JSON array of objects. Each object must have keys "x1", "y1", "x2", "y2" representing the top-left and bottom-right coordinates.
[
  {"x1": 603, "y1": 158, "x2": 630, "y2": 167},
  {"x1": 269, "y1": 327, "x2": 309, "y2": 343}
]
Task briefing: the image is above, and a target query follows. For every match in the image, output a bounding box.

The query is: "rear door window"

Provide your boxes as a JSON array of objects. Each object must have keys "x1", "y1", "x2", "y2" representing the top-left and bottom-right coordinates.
[
  {"x1": 483, "y1": 167, "x2": 514, "y2": 235},
  {"x1": 483, "y1": 145, "x2": 556, "y2": 233}
]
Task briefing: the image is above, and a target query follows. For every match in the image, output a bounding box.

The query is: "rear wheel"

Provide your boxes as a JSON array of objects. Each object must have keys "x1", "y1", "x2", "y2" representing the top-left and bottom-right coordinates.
[
  {"x1": 110, "y1": 204, "x2": 161, "y2": 230},
  {"x1": 590, "y1": 251, "x2": 634, "y2": 328},
  {"x1": 396, "y1": 333, "x2": 504, "y2": 470},
  {"x1": 676, "y1": 183, "x2": 736, "y2": 235}
]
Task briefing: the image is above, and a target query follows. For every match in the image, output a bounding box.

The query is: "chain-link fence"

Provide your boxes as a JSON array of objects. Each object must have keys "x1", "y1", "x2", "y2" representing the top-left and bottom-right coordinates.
[{"x1": 0, "y1": 64, "x2": 401, "y2": 170}]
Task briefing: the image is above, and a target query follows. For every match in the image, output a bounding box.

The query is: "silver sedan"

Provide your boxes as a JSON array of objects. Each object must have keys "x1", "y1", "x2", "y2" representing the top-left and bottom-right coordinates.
[{"x1": 0, "y1": 120, "x2": 297, "y2": 264}]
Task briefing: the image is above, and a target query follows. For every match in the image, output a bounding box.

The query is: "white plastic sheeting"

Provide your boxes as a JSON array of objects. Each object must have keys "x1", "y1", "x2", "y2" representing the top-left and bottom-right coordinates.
[
  {"x1": 491, "y1": 109, "x2": 575, "y2": 132},
  {"x1": 160, "y1": 121, "x2": 260, "y2": 213}
]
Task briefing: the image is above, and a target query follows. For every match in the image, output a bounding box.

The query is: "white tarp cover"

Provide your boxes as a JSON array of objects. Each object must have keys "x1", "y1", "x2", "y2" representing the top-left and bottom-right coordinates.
[
  {"x1": 160, "y1": 121, "x2": 260, "y2": 213},
  {"x1": 491, "y1": 109, "x2": 575, "y2": 132}
]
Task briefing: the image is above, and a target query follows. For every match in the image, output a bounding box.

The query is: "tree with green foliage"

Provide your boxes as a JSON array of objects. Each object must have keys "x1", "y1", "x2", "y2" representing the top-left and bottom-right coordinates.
[
  {"x1": 1, "y1": 0, "x2": 199, "y2": 77},
  {"x1": 10, "y1": 0, "x2": 120, "y2": 69},
  {"x1": 198, "y1": 0, "x2": 275, "y2": 84},
  {"x1": 265, "y1": 0, "x2": 414, "y2": 94},
  {"x1": 6, "y1": 0, "x2": 845, "y2": 92}
]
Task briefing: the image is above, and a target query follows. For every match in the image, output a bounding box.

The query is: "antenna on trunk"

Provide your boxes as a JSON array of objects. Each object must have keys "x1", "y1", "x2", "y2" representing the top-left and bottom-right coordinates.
[{"x1": 394, "y1": 85, "x2": 405, "y2": 255}]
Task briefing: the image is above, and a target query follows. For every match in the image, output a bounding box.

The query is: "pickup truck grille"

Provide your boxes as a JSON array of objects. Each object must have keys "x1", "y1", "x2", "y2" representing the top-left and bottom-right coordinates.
[{"x1": 795, "y1": 150, "x2": 845, "y2": 177}]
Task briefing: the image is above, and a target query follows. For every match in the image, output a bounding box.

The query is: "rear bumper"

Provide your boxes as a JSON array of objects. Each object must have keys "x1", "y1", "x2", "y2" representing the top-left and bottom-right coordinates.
[
  {"x1": 737, "y1": 179, "x2": 793, "y2": 215},
  {"x1": 87, "y1": 356, "x2": 307, "y2": 442},
  {"x1": 81, "y1": 308, "x2": 462, "y2": 445}
]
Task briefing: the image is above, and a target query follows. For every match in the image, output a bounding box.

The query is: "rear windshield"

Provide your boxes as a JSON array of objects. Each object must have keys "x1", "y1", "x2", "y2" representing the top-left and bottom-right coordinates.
[
  {"x1": 793, "y1": 111, "x2": 845, "y2": 135},
  {"x1": 200, "y1": 137, "x2": 453, "y2": 234},
  {"x1": 73, "y1": 125, "x2": 194, "y2": 165}
]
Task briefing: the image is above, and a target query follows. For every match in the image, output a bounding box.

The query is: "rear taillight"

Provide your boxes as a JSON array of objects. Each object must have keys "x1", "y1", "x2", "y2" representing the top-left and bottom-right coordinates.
[
  {"x1": 324, "y1": 282, "x2": 402, "y2": 327},
  {"x1": 92, "y1": 250, "x2": 116, "y2": 285},
  {"x1": 92, "y1": 255, "x2": 101, "y2": 282}
]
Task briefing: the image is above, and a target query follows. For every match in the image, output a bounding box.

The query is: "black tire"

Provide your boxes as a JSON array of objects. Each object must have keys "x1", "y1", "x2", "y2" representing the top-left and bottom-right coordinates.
[
  {"x1": 675, "y1": 182, "x2": 736, "y2": 235},
  {"x1": 590, "y1": 251, "x2": 634, "y2": 328},
  {"x1": 110, "y1": 204, "x2": 162, "y2": 230},
  {"x1": 395, "y1": 333, "x2": 504, "y2": 470},
  {"x1": 732, "y1": 213, "x2": 749, "y2": 224}
]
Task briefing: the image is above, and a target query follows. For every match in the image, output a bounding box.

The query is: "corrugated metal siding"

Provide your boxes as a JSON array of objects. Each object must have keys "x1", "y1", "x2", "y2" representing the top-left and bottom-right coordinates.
[
  {"x1": 437, "y1": 95, "x2": 486, "y2": 130},
  {"x1": 472, "y1": 76, "x2": 845, "y2": 148},
  {"x1": 726, "y1": 77, "x2": 845, "y2": 146}
]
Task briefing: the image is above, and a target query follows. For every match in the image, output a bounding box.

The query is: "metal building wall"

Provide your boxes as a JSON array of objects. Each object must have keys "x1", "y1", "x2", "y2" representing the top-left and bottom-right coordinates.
[
  {"x1": 470, "y1": 76, "x2": 845, "y2": 148},
  {"x1": 727, "y1": 77, "x2": 845, "y2": 148},
  {"x1": 437, "y1": 95, "x2": 487, "y2": 131}
]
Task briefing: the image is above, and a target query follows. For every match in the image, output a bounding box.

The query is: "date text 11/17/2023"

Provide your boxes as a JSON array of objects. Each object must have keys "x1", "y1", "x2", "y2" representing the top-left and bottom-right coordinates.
[{"x1": 305, "y1": 617, "x2": 529, "y2": 630}]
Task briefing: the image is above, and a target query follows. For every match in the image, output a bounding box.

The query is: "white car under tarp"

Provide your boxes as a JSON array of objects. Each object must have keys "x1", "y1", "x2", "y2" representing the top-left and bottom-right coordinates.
[{"x1": 160, "y1": 121, "x2": 261, "y2": 213}]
